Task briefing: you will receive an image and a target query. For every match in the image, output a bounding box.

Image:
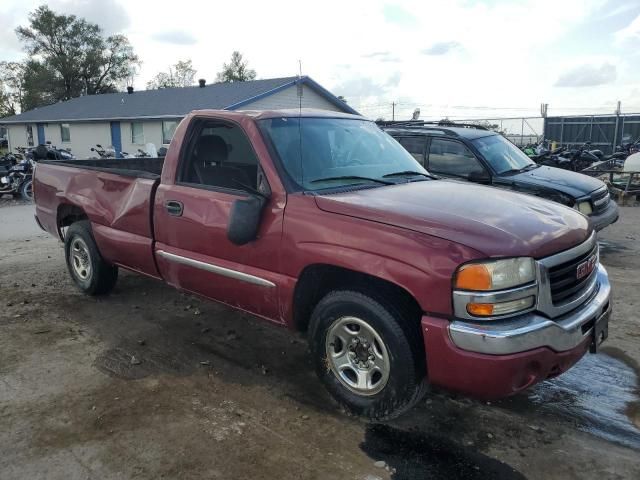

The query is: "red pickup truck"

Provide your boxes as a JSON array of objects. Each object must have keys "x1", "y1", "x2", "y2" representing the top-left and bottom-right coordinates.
[{"x1": 34, "y1": 109, "x2": 611, "y2": 419}]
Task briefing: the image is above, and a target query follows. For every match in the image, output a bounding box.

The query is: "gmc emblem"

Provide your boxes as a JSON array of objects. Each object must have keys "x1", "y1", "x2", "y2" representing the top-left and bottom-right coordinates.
[{"x1": 576, "y1": 254, "x2": 597, "y2": 280}]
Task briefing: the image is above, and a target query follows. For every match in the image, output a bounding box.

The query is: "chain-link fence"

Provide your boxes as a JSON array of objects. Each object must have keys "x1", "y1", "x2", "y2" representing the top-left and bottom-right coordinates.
[{"x1": 456, "y1": 117, "x2": 544, "y2": 146}]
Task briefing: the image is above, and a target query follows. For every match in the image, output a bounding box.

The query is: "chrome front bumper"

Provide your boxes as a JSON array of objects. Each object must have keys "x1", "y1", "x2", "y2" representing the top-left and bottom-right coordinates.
[{"x1": 448, "y1": 264, "x2": 611, "y2": 355}]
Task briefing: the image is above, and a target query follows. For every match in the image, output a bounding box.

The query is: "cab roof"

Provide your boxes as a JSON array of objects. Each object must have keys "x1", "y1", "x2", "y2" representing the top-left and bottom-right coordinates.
[{"x1": 189, "y1": 108, "x2": 366, "y2": 122}]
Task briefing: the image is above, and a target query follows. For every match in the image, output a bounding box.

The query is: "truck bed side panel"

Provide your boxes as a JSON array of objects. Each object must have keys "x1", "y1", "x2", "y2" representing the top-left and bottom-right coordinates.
[{"x1": 34, "y1": 162, "x2": 160, "y2": 278}]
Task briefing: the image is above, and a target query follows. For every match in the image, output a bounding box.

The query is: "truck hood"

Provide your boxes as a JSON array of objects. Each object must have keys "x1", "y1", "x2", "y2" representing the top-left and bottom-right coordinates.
[
  {"x1": 506, "y1": 165, "x2": 604, "y2": 198},
  {"x1": 314, "y1": 180, "x2": 591, "y2": 258}
]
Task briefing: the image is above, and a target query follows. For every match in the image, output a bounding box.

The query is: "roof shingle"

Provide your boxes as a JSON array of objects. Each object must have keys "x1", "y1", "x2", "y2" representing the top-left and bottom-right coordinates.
[{"x1": 1, "y1": 76, "x2": 302, "y2": 123}]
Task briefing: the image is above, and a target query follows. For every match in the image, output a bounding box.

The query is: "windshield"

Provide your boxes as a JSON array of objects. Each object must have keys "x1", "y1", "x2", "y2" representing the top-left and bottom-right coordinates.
[
  {"x1": 472, "y1": 134, "x2": 535, "y2": 174},
  {"x1": 258, "y1": 117, "x2": 428, "y2": 190}
]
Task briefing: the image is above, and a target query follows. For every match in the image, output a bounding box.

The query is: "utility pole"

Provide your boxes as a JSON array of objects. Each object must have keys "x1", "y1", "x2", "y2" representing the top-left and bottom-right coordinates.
[{"x1": 392, "y1": 102, "x2": 396, "y2": 121}]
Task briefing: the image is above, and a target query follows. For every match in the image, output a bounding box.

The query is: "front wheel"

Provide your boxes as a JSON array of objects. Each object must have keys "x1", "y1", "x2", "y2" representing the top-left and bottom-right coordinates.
[
  {"x1": 64, "y1": 220, "x2": 118, "y2": 295},
  {"x1": 308, "y1": 290, "x2": 427, "y2": 420}
]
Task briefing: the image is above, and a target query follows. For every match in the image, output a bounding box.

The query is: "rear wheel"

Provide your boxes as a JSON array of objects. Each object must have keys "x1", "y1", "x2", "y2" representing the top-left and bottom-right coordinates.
[
  {"x1": 64, "y1": 220, "x2": 118, "y2": 295},
  {"x1": 19, "y1": 179, "x2": 33, "y2": 201},
  {"x1": 308, "y1": 290, "x2": 427, "y2": 420}
]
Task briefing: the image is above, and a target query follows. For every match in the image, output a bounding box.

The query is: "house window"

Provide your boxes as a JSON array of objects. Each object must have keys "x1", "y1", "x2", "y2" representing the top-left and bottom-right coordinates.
[
  {"x1": 131, "y1": 122, "x2": 144, "y2": 144},
  {"x1": 60, "y1": 124, "x2": 71, "y2": 143},
  {"x1": 162, "y1": 120, "x2": 178, "y2": 145},
  {"x1": 26, "y1": 125, "x2": 34, "y2": 146}
]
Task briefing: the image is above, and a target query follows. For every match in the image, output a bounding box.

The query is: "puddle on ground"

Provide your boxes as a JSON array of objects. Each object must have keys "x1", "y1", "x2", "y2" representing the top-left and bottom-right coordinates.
[
  {"x1": 499, "y1": 352, "x2": 640, "y2": 450},
  {"x1": 360, "y1": 424, "x2": 526, "y2": 480}
]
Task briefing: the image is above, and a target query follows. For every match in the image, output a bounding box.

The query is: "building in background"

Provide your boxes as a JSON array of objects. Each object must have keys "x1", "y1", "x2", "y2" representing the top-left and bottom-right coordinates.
[{"x1": 0, "y1": 76, "x2": 356, "y2": 158}]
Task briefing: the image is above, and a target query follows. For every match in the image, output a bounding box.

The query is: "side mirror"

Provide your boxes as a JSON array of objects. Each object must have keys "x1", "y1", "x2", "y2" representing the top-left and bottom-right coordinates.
[
  {"x1": 467, "y1": 170, "x2": 491, "y2": 184},
  {"x1": 227, "y1": 194, "x2": 267, "y2": 245}
]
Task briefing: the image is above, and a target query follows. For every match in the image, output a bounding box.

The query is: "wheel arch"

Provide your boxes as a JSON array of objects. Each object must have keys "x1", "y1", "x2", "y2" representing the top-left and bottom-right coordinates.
[
  {"x1": 57, "y1": 203, "x2": 89, "y2": 240},
  {"x1": 292, "y1": 263, "x2": 423, "y2": 333}
]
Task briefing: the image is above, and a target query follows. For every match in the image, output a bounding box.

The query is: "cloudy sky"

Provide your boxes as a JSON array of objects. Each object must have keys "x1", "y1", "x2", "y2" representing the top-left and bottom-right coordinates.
[{"x1": 2, "y1": 0, "x2": 640, "y2": 121}]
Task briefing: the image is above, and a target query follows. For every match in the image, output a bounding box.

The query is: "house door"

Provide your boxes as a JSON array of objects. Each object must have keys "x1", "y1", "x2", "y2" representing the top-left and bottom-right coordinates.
[
  {"x1": 36, "y1": 124, "x2": 45, "y2": 145},
  {"x1": 110, "y1": 122, "x2": 122, "y2": 158}
]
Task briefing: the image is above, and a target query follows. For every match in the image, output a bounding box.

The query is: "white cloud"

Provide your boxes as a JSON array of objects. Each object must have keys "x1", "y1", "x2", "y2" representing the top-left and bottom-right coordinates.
[
  {"x1": 362, "y1": 51, "x2": 401, "y2": 62},
  {"x1": 615, "y1": 13, "x2": 640, "y2": 43},
  {"x1": 152, "y1": 30, "x2": 198, "y2": 45},
  {"x1": 555, "y1": 63, "x2": 617, "y2": 87},
  {"x1": 50, "y1": 0, "x2": 130, "y2": 35},
  {"x1": 2, "y1": 0, "x2": 635, "y2": 118},
  {"x1": 421, "y1": 41, "x2": 462, "y2": 56}
]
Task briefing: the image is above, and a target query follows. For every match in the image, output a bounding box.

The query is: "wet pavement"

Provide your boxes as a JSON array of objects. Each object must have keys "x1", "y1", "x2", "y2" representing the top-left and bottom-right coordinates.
[{"x1": 499, "y1": 350, "x2": 640, "y2": 450}]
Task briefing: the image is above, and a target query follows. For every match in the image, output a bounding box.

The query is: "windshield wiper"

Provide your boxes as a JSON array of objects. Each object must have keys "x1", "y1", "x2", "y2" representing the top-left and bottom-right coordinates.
[
  {"x1": 502, "y1": 165, "x2": 537, "y2": 174},
  {"x1": 382, "y1": 170, "x2": 437, "y2": 179},
  {"x1": 309, "y1": 175, "x2": 394, "y2": 185}
]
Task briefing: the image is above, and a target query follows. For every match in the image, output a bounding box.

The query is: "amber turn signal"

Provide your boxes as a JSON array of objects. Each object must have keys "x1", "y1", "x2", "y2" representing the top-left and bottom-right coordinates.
[
  {"x1": 466, "y1": 303, "x2": 494, "y2": 316},
  {"x1": 455, "y1": 264, "x2": 492, "y2": 290}
]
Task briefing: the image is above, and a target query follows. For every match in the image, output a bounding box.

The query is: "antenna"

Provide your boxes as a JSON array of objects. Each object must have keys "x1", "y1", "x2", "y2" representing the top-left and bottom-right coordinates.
[
  {"x1": 297, "y1": 59, "x2": 304, "y2": 187},
  {"x1": 297, "y1": 59, "x2": 303, "y2": 110}
]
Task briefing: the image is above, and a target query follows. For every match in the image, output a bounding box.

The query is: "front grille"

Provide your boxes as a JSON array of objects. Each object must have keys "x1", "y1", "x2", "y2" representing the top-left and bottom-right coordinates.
[
  {"x1": 548, "y1": 243, "x2": 598, "y2": 304},
  {"x1": 591, "y1": 188, "x2": 609, "y2": 213}
]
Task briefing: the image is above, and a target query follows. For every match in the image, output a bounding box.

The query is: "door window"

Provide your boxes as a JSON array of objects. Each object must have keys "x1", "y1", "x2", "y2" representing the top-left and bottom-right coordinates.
[
  {"x1": 428, "y1": 138, "x2": 484, "y2": 177},
  {"x1": 397, "y1": 136, "x2": 426, "y2": 164},
  {"x1": 179, "y1": 121, "x2": 261, "y2": 192}
]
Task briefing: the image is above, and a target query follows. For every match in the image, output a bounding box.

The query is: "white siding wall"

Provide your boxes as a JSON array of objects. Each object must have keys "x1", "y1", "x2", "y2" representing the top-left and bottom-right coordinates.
[
  {"x1": 6, "y1": 124, "x2": 29, "y2": 151},
  {"x1": 47, "y1": 123, "x2": 112, "y2": 158},
  {"x1": 239, "y1": 84, "x2": 345, "y2": 112},
  {"x1": 121, "y1": 121, "x2": 165, "y2": 155}
]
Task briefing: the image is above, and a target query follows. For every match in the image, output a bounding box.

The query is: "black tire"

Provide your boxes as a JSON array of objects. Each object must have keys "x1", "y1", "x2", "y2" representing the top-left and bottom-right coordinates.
[
  {"x1": 308, "y1": 290, "x2": 427, "y2": 420},
  {"x1": 64, "y1": 220, "x2": 118, "y2": 295},
  {"x1": 19, "y1": 179, "x2": 33, "y2": 201}
]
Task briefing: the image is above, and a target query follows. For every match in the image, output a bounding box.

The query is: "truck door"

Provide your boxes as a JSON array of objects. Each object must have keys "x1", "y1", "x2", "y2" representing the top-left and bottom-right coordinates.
[{"x1": 153, "y1": 118, "x2": 285, "y2": 322}]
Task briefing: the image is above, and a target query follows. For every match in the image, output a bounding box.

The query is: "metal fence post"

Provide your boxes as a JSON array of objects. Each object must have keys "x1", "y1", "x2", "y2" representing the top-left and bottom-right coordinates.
[{"x1": 613, "y1": 114, "x2": 620, "y2": 151}]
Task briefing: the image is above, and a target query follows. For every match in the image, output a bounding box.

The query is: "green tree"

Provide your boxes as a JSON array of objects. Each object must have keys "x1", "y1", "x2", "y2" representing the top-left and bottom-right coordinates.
[
  {"x1": 0, "y1": 82, "x2": 12, "y2": 118},
  {"x1": 0, "y1": 62, "x2": 28, "y2": 115},
  {"x1": 12, "y1": 5, "x2": 139, "y2": 109},
  {"x1": 147, "y1": 59, "x2": 197, "y2": 89},
  {"x1": 216, "y1": 51, "x2": 256, "y2": 83}
]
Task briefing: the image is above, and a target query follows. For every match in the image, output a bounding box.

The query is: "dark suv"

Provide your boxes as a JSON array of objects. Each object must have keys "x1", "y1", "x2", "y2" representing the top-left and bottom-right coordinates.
[{"x1": 381, "y1": 122, "x2": 619, "y2": 231}]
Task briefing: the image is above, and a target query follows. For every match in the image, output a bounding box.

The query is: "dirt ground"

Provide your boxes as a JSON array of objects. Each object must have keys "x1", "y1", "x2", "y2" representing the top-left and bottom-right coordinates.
[{"x1": 1, "y1": 199, "x2": 639, "y2": 480}]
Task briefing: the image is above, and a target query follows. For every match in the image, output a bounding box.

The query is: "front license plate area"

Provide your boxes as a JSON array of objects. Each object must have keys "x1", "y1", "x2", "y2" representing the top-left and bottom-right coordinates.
[{"x1": 590, "y1": 310, "x2": 610, "y2": 354}]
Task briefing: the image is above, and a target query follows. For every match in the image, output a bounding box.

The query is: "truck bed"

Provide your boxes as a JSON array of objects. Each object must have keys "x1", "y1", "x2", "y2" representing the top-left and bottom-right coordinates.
[
  {"x1": 39, "y1": 157, "x2": 164, "y2": 179},
  {"x1": 34, "y1": 158, "x2": 162, "y2": 279}
]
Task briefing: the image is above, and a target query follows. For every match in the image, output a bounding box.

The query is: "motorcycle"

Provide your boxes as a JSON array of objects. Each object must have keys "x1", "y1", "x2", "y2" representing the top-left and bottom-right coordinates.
[
  {"x1": 0, "y1": 155, "x2": 35, "y2": 201},
  {"x1": 90, "y1": 144, "x2": 116, "y2": 159},
  {"x1": 531, "y1": 143, "x2": 599, "y2": 171},
  {"x1": 32, "y1": 142, "x2": 74, "y2": 161}
]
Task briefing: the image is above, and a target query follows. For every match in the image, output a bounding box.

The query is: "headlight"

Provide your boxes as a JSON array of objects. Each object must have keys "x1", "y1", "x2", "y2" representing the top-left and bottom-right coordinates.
[
  {"x1": 454, "y1": 258, "x2": 535, "y2": 291},
  {"x1": 453, "y1": 258, "x2": 537, "y2": 319},
  {"x1": 576, "y1": 201, "x2": 593, "y2": 215}
]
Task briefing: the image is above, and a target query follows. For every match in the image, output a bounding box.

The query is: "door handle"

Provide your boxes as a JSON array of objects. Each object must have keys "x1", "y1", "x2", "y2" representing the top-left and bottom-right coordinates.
[{"x1": 165, "y1": 200, "x2": 183, "y2": 216}]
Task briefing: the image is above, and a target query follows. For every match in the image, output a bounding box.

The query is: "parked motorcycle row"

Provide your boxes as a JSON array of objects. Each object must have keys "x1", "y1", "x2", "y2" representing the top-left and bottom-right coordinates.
[
  {"x1": 1, "y1": 141, "x2": 169, "y2": 202},
  {"x1": 90, "y1": 142, "x2": 164, "y2": 159},
  {"x1": 521, "y1": 134, "x2": 640, "y2": 175},
  {"x1": 0, "y1": 142, "x2": 74, "y2": 201}
]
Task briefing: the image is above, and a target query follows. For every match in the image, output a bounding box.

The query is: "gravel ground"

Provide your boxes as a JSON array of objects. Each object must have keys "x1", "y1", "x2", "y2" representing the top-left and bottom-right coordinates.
[{"x1": 0, "y1": 200, "x2": 638, "y2": 480}]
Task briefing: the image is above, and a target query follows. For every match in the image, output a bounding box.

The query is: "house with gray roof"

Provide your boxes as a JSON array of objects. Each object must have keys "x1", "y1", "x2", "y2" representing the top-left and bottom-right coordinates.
[{"x1": 0, "y1": 76, "x2": 356, "y2": 158}]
